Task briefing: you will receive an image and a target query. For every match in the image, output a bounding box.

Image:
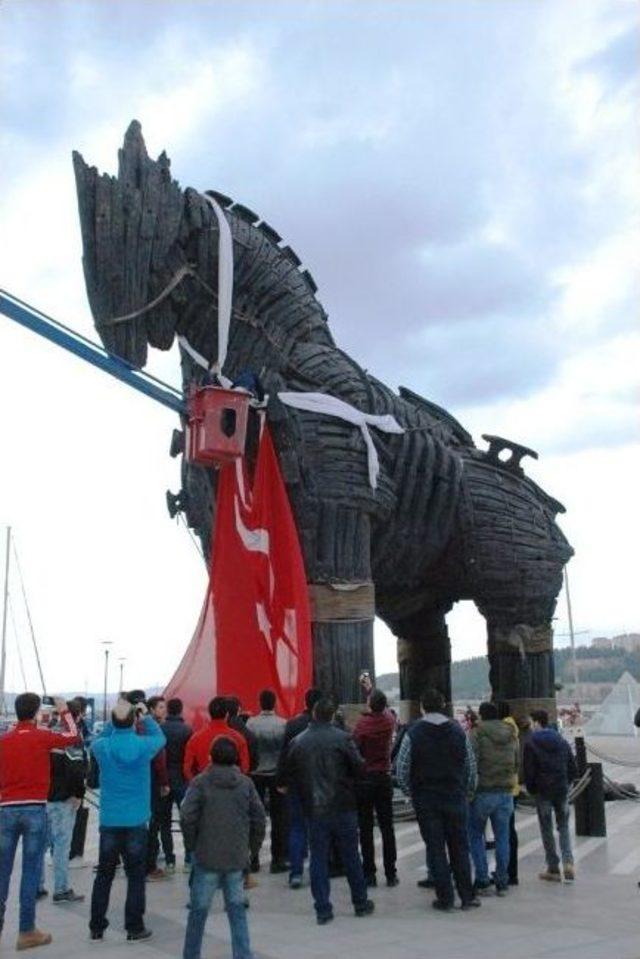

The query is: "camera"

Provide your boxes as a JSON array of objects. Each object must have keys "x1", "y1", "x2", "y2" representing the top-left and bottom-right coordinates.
[{"x1": 41, "y1": 695, "x2": 55, "y2": 707}]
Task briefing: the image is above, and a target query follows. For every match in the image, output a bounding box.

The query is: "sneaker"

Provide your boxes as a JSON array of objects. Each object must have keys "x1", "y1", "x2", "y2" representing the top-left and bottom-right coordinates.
[
  {"x1": 386, "y1": 875, "x2": 400, "y2": 888},
  {"x1": 36, "y1": 889, "x2": 48, "y2": 901},
  {"x1": 182, "y1": 861, "x2": 192, "y2": 874},
  {"x1": 165, "y1": 862, "x2": 176, "y2": 876},
  {"x1": 460, "y1": 897, "x2": 482, "y2": 910},
  {"x1": 16, "y1": 929, "x2": 52, "y2": 950},
  {"x1": 563, "y1": 864, "x2": 575, "y2": 882},
  {"x1": 126, "y1": 928, "x2": 152, "y2": 942},
  {"x1": 365, "y1": 875, "x2": 377, "y2": 888},
  {"x1": 146, "y1": 868, "x2": 167, "y2": 882},
  {"x1": 53, "y1": 889, "x2": 85, "y2": 903},
  {"x1": 417, "y1": 878, "x2": 435, "y2": 889},
  {"x1": 432, "y1": 899, "x2": 453, "y2": 912},
  {"x1": 495, "y1": 886, "x2": 508, "y2": 897},
  {"x1": 244, "y1": 873, "x2": 258, "y2": 890},
  {"x1": 269, "y1": 861, "x2": 289, "y2": 875},
  {"x1": 354, "y1": 899, "x2": 375, "y2": 917},
  {"x1": 539, "y1": 869, "x2": 562, "y2": 883},
  {"x1": 317, "y1": 912, "x2": 334, "y2": 926},
  {"x1": 68, "y1": 857, "x2": 88, "y2": 870},
  {"x1": 289, "y1": 875, "x2": 302, "y2": 889},
  {"x1": 474, "y1": 882, "x2": 494, "y2": 897}
]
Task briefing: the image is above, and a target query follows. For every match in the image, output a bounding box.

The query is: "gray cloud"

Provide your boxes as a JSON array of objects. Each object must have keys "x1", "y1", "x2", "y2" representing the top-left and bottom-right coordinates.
[{"x1": 2, "y1": 0, "x2": 637, "y2": 430}]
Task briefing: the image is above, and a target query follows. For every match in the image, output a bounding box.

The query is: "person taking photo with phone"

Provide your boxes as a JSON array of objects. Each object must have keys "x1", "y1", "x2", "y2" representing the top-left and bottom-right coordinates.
[{"x1": 0, "y1": 692, "x2": 79, "y2": 951}]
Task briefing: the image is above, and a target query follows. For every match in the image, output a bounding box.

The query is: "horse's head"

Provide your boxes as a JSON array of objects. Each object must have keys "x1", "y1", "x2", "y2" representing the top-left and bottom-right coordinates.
[{"x1": 73, "y1": 120, "x2": 221, "y2": 371}]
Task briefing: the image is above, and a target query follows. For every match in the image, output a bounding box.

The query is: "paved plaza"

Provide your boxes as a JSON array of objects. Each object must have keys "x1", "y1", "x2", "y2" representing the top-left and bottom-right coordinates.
[{"x1": 3, "y1": 736, "x2": 640, "y2": 959}]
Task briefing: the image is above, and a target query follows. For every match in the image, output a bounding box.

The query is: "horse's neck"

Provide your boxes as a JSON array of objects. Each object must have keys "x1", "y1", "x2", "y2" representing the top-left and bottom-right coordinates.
[{"x1": 180, "y1": 198, "x2": 467, "y2": 440}]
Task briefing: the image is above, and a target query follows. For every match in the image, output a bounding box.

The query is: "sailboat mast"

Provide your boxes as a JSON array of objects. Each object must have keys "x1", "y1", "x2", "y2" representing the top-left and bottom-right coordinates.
[{"x1": 0, "y1": 526, "x2": 11, "y2": 715}]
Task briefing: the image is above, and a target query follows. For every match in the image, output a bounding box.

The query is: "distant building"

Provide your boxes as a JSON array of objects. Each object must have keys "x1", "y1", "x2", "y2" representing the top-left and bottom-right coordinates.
[
  {"x1": 590, "y1": 633, "x2": 640, "y2": 652},
  {"x1": 611, "y1": 633, "x2": 640, "y2": 653}
]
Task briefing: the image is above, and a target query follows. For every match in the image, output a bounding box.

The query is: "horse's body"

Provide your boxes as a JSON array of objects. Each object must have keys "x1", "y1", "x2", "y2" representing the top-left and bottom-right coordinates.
[{"x1": 74, "y1": 122, "x2": 572, "y2": 717}]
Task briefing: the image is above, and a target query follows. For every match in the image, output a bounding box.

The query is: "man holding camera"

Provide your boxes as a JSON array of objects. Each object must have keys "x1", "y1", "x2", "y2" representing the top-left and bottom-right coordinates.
[
  {"x1": 89, "y1": 699, "x2": 165, "y2": 943},
  {"x1": 0, "y1": 692, "x2": 78, "y2": 951}
]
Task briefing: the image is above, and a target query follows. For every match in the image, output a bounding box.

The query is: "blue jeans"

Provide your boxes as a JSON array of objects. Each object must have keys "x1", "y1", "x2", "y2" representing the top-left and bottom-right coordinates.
[
  {"x1": 536, "y1": 794, "x2": 573, "y2": 870},
  {"x1": 47, "y1": 800, "x2": 76, "y2": 894},
  {"x1": 308, "y1": 811, "x2": 367, "y2": 920},
  {"x1": 0, "y1": 804, "x2": 48, "y2": 932},
  {"x1": 287, "y1": 792, "x2": 308, "y2": 880},
  {"x1": 90, "y1": 825, "x2": 148, "y2": 934},
  {"x1": 469, "y1": 792, "x2": 513, "y2": 889},
  {"x1": 183, "y1": 865, "x2": 252, "y2": 959}
]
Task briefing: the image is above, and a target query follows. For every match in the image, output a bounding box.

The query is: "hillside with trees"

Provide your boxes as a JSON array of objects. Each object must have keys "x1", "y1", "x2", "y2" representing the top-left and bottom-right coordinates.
[{"x1": 377, "y1": 646, "x2": 640, "y2": 702}]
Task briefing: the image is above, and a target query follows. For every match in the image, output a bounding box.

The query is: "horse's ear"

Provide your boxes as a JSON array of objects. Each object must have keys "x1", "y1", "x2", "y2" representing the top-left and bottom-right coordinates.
[{"x1": 73, "y1": 121, "x2": 185, "y2": 365}]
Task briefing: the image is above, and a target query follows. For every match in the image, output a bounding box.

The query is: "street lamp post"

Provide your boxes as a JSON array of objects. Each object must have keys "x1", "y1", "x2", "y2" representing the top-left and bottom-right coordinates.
[
  {"x1": 118, "y1": 657, "x2": 126, "y2": 693},
  {"x1": 101, "y1": 641, "x2": 113, "y2": 722}
]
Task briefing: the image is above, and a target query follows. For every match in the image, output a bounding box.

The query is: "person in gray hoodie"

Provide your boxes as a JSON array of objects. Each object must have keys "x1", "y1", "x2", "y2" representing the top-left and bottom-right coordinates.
[
  {"x1": 469, "y1": 702, "x2": 519, "y2": 895},
  {"x1": 181, "y1": 737, "x2": 266, "y2": 959}
]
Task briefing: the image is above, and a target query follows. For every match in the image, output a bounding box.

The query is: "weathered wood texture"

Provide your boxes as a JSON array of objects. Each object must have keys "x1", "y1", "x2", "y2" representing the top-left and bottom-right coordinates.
[
  {"x1": 308, "y1": 582, "x2": 375, "y2": 623},
  {"x1": 73, "y1": 122, "x2": 574, "y2": 709}
]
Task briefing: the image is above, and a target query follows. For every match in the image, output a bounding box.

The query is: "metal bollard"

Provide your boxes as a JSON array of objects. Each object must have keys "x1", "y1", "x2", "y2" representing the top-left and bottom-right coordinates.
[{"x1": 574, "y1": 760, "x2": 607, "y2": 837}]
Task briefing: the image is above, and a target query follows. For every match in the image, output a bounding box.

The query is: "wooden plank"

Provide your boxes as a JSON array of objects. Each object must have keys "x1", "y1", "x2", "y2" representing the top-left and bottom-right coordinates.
[{"x1": 308, "y1": 582, "x2": 375, "y2": 622}]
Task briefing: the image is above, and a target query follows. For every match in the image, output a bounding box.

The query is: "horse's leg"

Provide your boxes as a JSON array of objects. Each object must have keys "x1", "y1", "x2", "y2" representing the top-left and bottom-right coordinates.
[
  {"x1": 393, "y1": 606, "x2": 453, "y2": 721},
  {"x1": 456, "y1": 449, "x2": 571, "y2": 725},
  {"x1": 304, "y1": 502, "x2": 375, "y2": 709},
  {"x1": 481, "y1": 612, "x2": 557, "y2": 723}
]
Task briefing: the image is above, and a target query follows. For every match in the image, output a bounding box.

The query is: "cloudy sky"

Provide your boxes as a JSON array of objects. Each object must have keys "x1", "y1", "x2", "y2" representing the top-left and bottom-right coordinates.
[{"x1": 0, "y1": 0, "x2": 638, "y2": 699}]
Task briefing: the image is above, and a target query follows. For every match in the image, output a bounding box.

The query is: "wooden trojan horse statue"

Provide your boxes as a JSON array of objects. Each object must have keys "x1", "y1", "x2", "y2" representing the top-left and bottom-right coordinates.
[{"x1": 73, "y1": 122, "x2": 573, "y2": 721}]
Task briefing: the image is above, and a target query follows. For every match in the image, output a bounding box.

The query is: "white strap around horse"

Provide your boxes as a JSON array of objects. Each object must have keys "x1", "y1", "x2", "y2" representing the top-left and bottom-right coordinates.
[
  {"x1": 180, "y1": 194, "x2": 404, "y2": 489},
  {"x1": 178, "y1": 192, "x2": 233, "y2": 379},
  {"x1": 279, "y1": 392, "x2": 403, "y2": 489}
]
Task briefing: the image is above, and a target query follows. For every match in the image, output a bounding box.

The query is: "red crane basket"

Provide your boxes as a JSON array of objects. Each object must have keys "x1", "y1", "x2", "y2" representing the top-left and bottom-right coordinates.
[{"x1": 186, "y1": 386, "x2": 250, "y2": 466}]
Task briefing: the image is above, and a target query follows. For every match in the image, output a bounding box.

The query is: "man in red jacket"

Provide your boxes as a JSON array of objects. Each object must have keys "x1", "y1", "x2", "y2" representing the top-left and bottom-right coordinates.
[
  {"x1": 183, "y1": 697, "x2": 250, "y2": 781},
  {"x1": 353, "y1": 687, "x2": 398, "y2": 887},
  {"x1": 0, "y1": 692, "x2": 78, "y2": 951}
]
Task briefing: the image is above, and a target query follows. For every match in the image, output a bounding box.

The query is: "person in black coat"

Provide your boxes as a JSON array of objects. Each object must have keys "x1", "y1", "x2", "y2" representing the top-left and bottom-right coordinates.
[
  {"x1": 276, "y1": 687, "x2": 323, "y2": 888},
  {"x1": 162, "y1": 698, "x2": 193, "y2": 871},
  {"x1": 283, "y1": 698, "x2": 374, "y2": 925}
]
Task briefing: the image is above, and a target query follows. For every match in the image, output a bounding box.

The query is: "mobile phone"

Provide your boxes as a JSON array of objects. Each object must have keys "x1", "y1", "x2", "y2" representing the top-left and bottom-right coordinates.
[{"x1": 41, "y1": 696, "x2": 55, "y2": 707}]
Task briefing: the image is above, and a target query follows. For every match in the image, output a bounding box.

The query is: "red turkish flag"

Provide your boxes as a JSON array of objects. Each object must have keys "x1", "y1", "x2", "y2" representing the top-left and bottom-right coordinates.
[{"x1": 165, "y1": 424, "x2": 312, "y2": 726}]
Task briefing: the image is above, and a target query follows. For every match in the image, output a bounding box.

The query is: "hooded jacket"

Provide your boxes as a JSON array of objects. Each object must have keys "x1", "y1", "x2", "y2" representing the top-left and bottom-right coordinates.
[
  {"x1": 523, "y1": 728, "x2": 578, "y2": 799},
  {"x1": 92, "y1": 715, "x2": 165, "y2": 827},
  {"x1": 471, "y1": 719, "x2": 519, "y2": 793},
  {"x1": 403, "y1": 715, "x2": 475, "y2": 802},
  {"x1": 353, "y1": 710, "x2": 396, "y2": 775},
  {"x1": 180, "y1": 764, "x2": 266, "y2": 872},
  {"x1": 183, "y1": 719, "x2": 250, "y2": 780}
]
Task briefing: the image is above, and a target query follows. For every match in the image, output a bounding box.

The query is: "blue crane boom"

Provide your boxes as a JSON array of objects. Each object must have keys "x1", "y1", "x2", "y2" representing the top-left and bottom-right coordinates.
[{"x1": 0, "y1": 288, "x2": 186, "y2": 416}]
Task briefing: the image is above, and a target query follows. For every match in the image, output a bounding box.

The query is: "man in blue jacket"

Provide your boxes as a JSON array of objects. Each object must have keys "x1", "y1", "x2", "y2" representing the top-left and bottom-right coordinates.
[
  {"x1": 89, "y1": 700, "x2": 165, "y2": 942},
  {"x1": 524, "y1": 708, "x2": 578, "y2": 883}
]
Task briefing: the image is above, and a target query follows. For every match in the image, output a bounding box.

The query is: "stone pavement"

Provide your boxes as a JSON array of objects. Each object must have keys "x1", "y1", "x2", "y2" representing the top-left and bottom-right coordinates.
[{"x1": 3, "y1": 735, "x2": 640, "y2": 958}]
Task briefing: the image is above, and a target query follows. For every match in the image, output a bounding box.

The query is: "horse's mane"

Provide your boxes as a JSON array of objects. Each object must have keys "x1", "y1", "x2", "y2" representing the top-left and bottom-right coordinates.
[{"x1": 204, "y1": 189, "x2": 333, "y2": 346}]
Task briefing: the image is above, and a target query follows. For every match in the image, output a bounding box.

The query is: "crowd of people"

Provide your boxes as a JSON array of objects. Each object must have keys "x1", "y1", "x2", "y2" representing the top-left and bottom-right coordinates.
[{"x1": 0, "y1": 680, "x2": 580, "y2": 957}]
